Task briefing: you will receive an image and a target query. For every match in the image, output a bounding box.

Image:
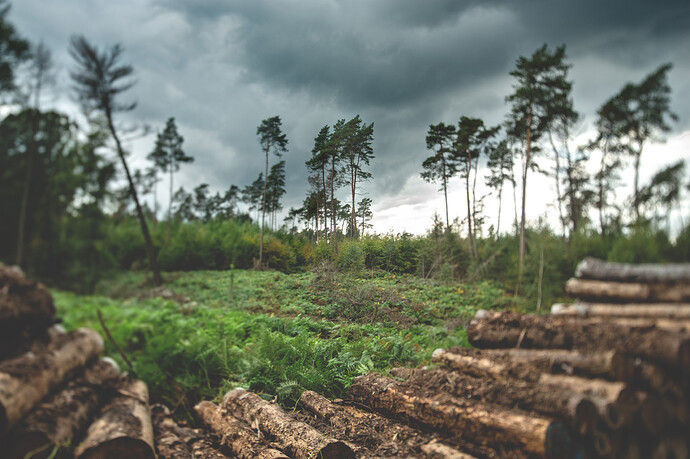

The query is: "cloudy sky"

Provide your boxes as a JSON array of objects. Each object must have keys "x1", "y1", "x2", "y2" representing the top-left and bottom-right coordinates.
[{"x1": 9, "y1": 0, "x2": 690, "y2": 234}]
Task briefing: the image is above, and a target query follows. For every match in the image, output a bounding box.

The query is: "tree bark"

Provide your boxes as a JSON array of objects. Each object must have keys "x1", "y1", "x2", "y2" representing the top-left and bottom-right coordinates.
[
  {"x1": 222, "y1": 388, "x2": 355, "y2": 459},
  {"x1": 552, "y1": 302, "x2": 690, "y2": 319},
  {"x1": 299, "y1": 390, "x2": 492, "y2": 459},
  {"x1": 565, "y1": 278, "x2": 690, "y2": 303},
  {"x1": 0, "y1": 327, "x2": 104, "y2": 434},
  {"x1": 152, "y1": 403, "x2": 227, "y2": 459},
  {"x1": 429, "y1": 351, "x2": 622, "y2": 430},
  {"x1": 467, "y1": 310, "x2": 690, "y2": 370},
  {"x1": 106, "y1": 113, "x2": 162, "y2": 286},
  {"x1": 347, "y1": 373, "x2": 578, "y2": 458},
  {"x1": 75, "y1": 379, "x2": 155, "y2": 459},
  {"x1": 575, "y1": 257, "x2": 690, "y2": 284},
  {"x1": 194, "y1": 400, "x2": 287, "y2": 459},
  {"x1": 8, "y1": 359, "x2": 121, "y2": 459}
]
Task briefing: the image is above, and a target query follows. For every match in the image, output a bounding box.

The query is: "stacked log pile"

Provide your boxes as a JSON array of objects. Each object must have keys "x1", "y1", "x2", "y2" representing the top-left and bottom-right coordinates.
[
  {"x1": 463, "y1": 309, "x2": 690, "y2": 457},
  {"x1": 553, "y1": 257, "x2": 690, "y2": 322},
  {"x1": 0, "y1": 263, "x2": 158, "y2": 459}
]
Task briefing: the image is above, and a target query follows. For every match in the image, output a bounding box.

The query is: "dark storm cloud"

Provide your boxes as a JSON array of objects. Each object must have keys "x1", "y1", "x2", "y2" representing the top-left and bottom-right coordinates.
[{"x1": 9, "y1": 0, "x2": 690, "y2": 231}]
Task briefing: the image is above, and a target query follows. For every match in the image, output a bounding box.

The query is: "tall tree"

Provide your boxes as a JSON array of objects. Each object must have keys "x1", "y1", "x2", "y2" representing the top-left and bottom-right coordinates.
[
  {"x1": 505, "y1": 43, "x2": 572, "y2": 277},
  {"x1": 342, "y1": 115, "x2": 374, "y2": 240},
  {"x1": 148, "y1": 117, "x2": 193, "y2": 245},
  {"x1": 356, "y1": 197, "x2": 373, "y2": 236},
  {"x1": 455, "y1": 116, "x2": 498, "y2": 258},
  {"x1": 307, "y1": 125, "x2": 330, "y2": 240},
  {"x1": 607, "y1": 64, "x2": 677, "y2": 220},
  {"x1": 326, "y1": 119, "x2": 346, "y2": 248},
  {"x1": 422, "y1": 122, "x2": 457, "y2": 230},
  {"x1": 69, "y1": 35, "x2": 162, "y2": 285},
  {"x1": 485, "y1": 138, "x2": 514, "y2": 237},
  {"x1": 242, "y1": 173, "x2": 264, "y2": 223},
  {"x1": 638, "y1": 160, "x2": 685, "y2": 230},
  {"x1": 16, "y1": 43, "x2": 54, "y2": 266},
  {"x1": 266, "y1": 160, "x2": 286, "y2": 230},
  {"x1": 256, "y1": 116, "x2": 288, "y2": 267}
]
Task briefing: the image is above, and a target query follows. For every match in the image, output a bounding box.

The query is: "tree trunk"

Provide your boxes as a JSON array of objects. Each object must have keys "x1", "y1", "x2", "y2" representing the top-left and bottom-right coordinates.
[
  {"x1": 222, "y1": 388, "x2": 355, "y2": 459},
  {"x1": 347, "y1": 372, "x2": 577, "y2": 458},
  {"x1": 8, "y1": 359, "x2": 121, "y2": 459},
  {"x1": 106, "y1": 114, "x2": 162, "y2": 286},
  {"x1": 15, "y1": 112, "x2": 38, "y2": 267},
  {"x1": 0, "y1": 328, "x2": 103, "y2": 434},
  {"x1": 565, "y1": 278, "x2": 690, "y2": 303},
  {"x1": 194, "y1": 401, "x2": 288, "y2": 459},
  {"x1": 519, "y1": 104, "x2": 533, "y2": 280},
  {"x1": 299, "y1": 390, "x2": 491, "y2": 458},
  {"x1": 465, "y1": 155, "x2": 475, "y2": 259},
  {"x1": 152, "y1": 403, "x2": 227, "y2": 459},
  {"x1": 260, "y1": 143, "x2": 269, "y2": 268},
  {"x1": 75, "y1": 379, "x2": 155, "y2": 459},
  {"x1": 467, "y1": 310, "x2": 690, "y2": 370},
  {"x1": 575, "y1": 257, "x2": 690, "y2": 284},
  {"x1": 167, "y1": 162, "x2": 173, "y2": 246},
  {"x1": 633, "y1": 150, "x2": 641, "y2": 222},
  {"x1": 430, "y1": 350, "x2": 622, "y2": 430},
  {"x1": 442, "y1": 157, "x2": 449, "y2": 230},
  {"x1": 552, "y1": 302, "x2": 690, "y2": 319}
]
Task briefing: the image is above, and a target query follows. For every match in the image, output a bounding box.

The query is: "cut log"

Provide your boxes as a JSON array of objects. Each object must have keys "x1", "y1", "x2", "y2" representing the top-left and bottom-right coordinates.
[
  {"x1": 610, "y1": 353, "x2": 686, "y2": 397},
  {"x1": 435, "y1": 347, "x2": 616, "y2": 380},
  {"x1": 0, "y1": 327, "x2": 104, "y2": 434},
  {"x1": 152, "y1": 404, "x2": 228, "y2": 459},
  {"x1": 74, "y1": 379, "x2": 155, "y2": 459},
  {"x1": 406, "y1": 364, "x2": 620, "y2": 432},
  {"x1": 552, "y1": 302, "x2": 690, "y2": 319},
  {"x1": 222, "y1": 388, "x2": 355, "y2": 459},
  {"x1": 651, "y1": 436, "x2": 688, "y2": 459},
  {"x1": 565, "y1": 278, "x2": 690, "y2": 303},
  {"x1": 8, "y1": 358, "x2": 121, "y2": 459},
  {"x1": 347, "y1": 372, "x2": 581, "y2": 458},
  {"x1": 467, "y1": 310, "x2": 690, "y2": 371},
  {"x1": 299, "y1": 390, "x2": 492, "y2": 458},
  {"x1": 0, "y1": 263, "x2": 55, "y2": 325},
  {"x1": 194, "y1": 401, "x2": 287, "y2": 459},
  {"x1": 575, "y1": 257, "x2": 690, "y2": 284}
]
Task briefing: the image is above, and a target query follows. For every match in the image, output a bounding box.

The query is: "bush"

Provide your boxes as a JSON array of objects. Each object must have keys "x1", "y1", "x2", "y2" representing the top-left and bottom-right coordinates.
[{"x1": 337, "y1": 242, "x2": 365, "y2": 273}]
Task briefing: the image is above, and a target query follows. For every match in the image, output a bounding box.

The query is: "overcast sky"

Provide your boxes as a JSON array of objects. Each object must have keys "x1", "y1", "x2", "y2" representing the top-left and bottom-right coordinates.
[{"x1": 9, "y1": 0, "x2": 690, "y2": 234}]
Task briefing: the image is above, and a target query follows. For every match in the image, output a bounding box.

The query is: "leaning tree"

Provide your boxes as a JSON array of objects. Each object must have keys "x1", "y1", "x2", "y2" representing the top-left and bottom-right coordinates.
[{"x1": 69, "y1": 35, "x2": 162, "y2": 285}]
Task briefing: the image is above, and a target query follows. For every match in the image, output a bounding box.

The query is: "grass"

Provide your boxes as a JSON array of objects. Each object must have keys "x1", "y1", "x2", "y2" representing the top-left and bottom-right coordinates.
[{"x1": 53, "y1": 267, "x2": 516, "y2": 418}]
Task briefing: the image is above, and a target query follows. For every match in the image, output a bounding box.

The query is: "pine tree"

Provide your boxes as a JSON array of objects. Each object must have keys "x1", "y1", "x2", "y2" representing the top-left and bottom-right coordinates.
[
  {"x1": 256, "y1": 116, "x2": 288, "y2": 268},
  {"x1": 505, "y1": 43, "x2": 572, "y2": 279},
  {"x1": 422, "y1": 122, "x2": 457, "y2": 231},
  {"x1": 148, "y1": 117, "x2": 193, "y2": 245}
]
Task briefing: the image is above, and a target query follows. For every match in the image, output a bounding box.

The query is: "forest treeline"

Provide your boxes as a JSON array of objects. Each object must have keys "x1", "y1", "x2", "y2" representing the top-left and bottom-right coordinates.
[{"x1": 1, "y1": 1, "x2": 689, "y2": 304}]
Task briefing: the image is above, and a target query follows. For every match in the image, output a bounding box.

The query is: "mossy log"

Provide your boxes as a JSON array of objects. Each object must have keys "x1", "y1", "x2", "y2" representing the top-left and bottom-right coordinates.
[
  {"x1": 8, "y1": 358, "x2": 121, "y2": 459},
  {"x1": 575, "y1": 257, "x2": 690, "y2": 284},
  {"x1": 0, "y1": 327, "x2": 104, "y2": 434},
  {"x1": 194, "y1": 401, "x2": 287, "y2": 459},
  {"x1": 74, "y1": 379, "x2": 155, "y2": 459},
  {"x1": 565, "y1": 278, "x2": 690, "y2": 303},
  {"x1": 467, "y1": 310, "x2": 690, "y2": 371},
  {"x1": 222, "y1": 388, "x2": 355, "y2": 459},
  {"x1": 347, "y1": 372, "x2": 580, "y2": 458}
]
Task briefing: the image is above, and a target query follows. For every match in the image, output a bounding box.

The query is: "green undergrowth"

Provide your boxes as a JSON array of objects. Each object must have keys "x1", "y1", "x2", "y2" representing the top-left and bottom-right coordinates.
[{"x1": 53, "y1": 268, "x2": 515, "y2": 419}]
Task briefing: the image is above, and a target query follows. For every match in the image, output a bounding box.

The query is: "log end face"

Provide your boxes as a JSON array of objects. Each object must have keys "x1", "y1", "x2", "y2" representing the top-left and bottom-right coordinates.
[{"x1": 319, "y1": 440, "x2": 356, "y2": 459}]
